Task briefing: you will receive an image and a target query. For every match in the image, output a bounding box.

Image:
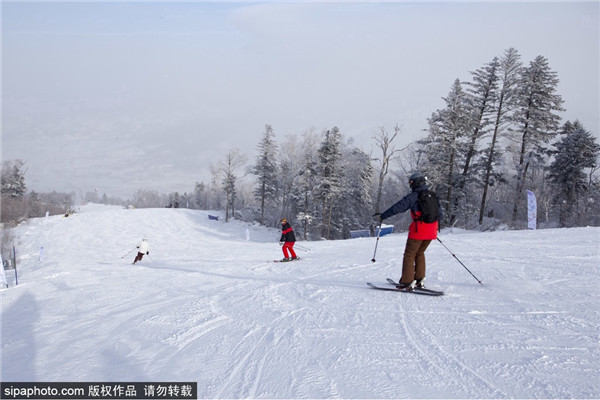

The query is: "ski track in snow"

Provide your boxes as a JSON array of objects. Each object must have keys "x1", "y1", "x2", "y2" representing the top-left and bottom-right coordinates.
[
  {"x1": 1, "y1": 205, "x2": 599, "y2": 398},
  {"x1": 398, "y1": 295, "x2": 507, "y2": 398}
]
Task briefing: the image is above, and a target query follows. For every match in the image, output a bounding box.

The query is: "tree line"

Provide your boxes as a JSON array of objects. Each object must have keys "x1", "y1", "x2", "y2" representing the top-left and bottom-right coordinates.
[
  {"x1": 198, "y1": 48, "x2": 599, "y2": 237},
  {"x1": 2, "y1": 48, "x2": 599, "y2": 239},
  {"x1": 413, "y1": 48, "x2": 599, "y2": 229}
]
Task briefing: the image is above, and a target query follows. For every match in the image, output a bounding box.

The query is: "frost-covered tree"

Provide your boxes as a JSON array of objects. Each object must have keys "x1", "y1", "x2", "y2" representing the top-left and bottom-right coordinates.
[
  {"x1": 462, "y1": 57, "x2": 500, "y2": 180},
  {"x1": 276, "y1": 134, "x2": 304, "y2": 224},
  {"x1": 372, "y1": 125, "x2": 403, "y2": 214},
  {"x1": 251, "y1": 124, "x2": 279, "y2": 224},
  {"x1": 208, "y1": 166, "x2": 226, "y2": 211},
  {"x1": 289, "y1": 130, "x2": 319, "y2": 239},
  {"x1": 217, "y1": 149, "x2": 247, "y2": 222},
  {"x1": 1, "y1": 160, "x2": 27, "y2": 223},
  {"x1": 167, "y1": 192, "x2": 181, "y2": 208},
  {"x1": 338, "y1": 147, "x2": 374, "y2": 237},
  {"x1": 548, "y1": 121, "x2": 600, "y2": 226},
  {"x1": 1, "y1": 160, "x2": 27, "y2": 199},
  {"x1": 193, "y1": 182, "x2": 207, "y2": 209},
  {"x1": 315, "y1": 127, "x2": 343, "y2": 239},
  {"x1": 446, "y1": 56, "x2": 502, "y2": 225},
  {"x1": 131, "y1": 189, "x2": 164, "y2": 208},
  {"x1": 423, "y1": 79, "x2": 474, "y2": 224},
  {"x1": 479, "y1": 48, "x2": 522, "y2": 224},
  {"x1": 510, "y1": 55, "x2": 564, "y2": 225}
]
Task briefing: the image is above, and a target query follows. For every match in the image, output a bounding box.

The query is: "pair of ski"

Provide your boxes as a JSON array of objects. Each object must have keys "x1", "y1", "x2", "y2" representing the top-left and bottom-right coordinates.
[
  {"x1": 273, "y1": 257, "x2": 301, "y2": 263},
  {"x1": 367, "y1": 278, "x2": 444, "y2": 296}
]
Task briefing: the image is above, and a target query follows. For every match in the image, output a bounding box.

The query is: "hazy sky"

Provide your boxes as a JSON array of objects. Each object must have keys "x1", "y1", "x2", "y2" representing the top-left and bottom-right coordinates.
[{"x1": 2, "y1": 1, "x2": 599, "y2": 199}]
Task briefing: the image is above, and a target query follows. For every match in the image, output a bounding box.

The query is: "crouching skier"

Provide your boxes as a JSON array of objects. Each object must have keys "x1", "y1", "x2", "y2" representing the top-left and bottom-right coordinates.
[{"x1": 133, "y1": 238, "x2": 150, "y2": 264}]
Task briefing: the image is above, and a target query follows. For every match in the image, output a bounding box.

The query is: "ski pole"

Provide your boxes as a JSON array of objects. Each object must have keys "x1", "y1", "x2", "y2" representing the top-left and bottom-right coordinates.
[
  {"x1": 121, "y1": 248, "x2": 136, "y2": 258},
  {"x1": 436, "y1": 237, "x2": 482, "y2": 285},
  {"x1": 295, "y1": 244, "x2": 311, "y2": 252},
  {"x1": 371, "y1": 220, "x2": 383, "y2": 262}
]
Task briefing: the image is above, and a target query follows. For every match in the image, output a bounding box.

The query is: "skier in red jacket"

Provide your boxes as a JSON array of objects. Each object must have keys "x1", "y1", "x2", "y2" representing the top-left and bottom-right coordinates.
[
  {"x1": 279, "y1": 218, "x2": 297, "y2": 262},
  {"x1": 374, "y1": 172, "x2": 443, "y2": 289}
]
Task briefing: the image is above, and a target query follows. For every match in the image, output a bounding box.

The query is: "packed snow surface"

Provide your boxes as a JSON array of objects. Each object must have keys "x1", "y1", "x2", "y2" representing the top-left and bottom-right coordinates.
[{"x1": 2, "y1": 204, "x2": 599, "y2": 398}]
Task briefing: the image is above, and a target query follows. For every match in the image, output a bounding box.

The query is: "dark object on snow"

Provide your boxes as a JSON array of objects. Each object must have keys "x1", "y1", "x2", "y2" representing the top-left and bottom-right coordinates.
[{"x1": 367, "y1": 282, "x2": 443, "y2": 296}]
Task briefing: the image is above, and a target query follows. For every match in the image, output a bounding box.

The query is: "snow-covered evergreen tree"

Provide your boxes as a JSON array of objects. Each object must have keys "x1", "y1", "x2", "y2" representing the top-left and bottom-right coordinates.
[
  {"x1": 479, "y1": 48, "x2": 522, "y2": 224},
  {"x1": 315, "y1": 128, "x2": 343, "y2": 239},
  {"x1": 423, "y1": 79, "x2": 474, "y2": 225},
  {"x1": 289, "y1": 131, "x2": 319, "y2": 240},
  {"x1": 510, "y1": 55, "x2": 564, "y2": 225},
  {"x1": 337, "y1": 147, "x2": 374, "y2": 237},
  {"x1": 276, "y1": 134, "x2": 303, "y2": 225},
  {"x1": 452, "y1": 56, "x2": 501, "y2": 225},
  {"x1": 251, "y1": 124, "x2": 279, "y2": 224},
  {"x1": 548, "y1": 121, "x2": 600, "y2": 226},
  {"x1": 1, "y1": 160, "x2": 27, "y2": 199},
  {"x1": 462, "y1": 57, "x2": 500, "y2": 179}
]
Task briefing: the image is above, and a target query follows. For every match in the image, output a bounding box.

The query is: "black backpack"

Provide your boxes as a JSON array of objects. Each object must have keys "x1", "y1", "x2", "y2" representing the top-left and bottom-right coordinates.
[{"x1": 416, "y1": 189, "x2": 440, "y2": 223}]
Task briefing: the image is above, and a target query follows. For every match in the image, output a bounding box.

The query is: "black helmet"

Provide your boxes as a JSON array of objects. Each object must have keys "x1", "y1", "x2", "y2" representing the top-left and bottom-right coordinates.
[{"x1": 409, "y1": 172, "x2": 426, "y2": 189}]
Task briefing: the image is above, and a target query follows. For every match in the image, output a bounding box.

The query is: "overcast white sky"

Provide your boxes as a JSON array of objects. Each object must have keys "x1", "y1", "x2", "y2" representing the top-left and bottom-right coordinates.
[{"x1": 2, "y1": 1, "x2": 599, "y2": 199}]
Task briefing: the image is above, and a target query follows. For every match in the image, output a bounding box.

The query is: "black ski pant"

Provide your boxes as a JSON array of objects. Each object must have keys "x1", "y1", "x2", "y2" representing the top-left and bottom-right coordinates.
[{"x1": 133, "y1": 252, "x2": 145, "y2": 264}]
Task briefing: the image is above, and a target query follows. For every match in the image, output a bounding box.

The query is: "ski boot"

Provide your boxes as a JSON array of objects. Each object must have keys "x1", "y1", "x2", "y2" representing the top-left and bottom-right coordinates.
[{"x1": 396, "y1": 281, "x2": 416, "y2": 291}]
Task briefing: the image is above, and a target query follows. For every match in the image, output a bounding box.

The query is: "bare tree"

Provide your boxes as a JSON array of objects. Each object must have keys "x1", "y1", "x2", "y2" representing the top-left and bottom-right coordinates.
[
  {"x1": 372, "y1": 125, "x2": 404, "y2": 214},
  {"x1": 218, "y1": 149, "x2": 247, "y2": 222}
]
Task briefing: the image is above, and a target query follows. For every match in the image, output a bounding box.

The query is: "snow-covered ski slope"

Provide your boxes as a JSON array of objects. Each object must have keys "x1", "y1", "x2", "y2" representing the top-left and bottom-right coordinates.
[{"x1": 2, "y1": 204, "x2": 599, "y2": 398}]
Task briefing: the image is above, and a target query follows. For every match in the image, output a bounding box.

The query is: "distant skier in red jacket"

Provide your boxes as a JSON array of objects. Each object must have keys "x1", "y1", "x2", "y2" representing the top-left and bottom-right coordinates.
[
  {"x1": 374, "y1": 172, "x2": 443, "y2": 290},
  {"x1": 279, "y1": 218, "x2": 297, "y2": 262}
]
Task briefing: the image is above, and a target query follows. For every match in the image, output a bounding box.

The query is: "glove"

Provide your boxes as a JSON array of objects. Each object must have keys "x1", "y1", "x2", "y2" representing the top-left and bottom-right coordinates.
[
  {"x1": 146, "y1": 251, "x2": 149, "y2": 255},
  {"x1": 372, "y1": 213, "x2": 382, "y2": 222}
]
